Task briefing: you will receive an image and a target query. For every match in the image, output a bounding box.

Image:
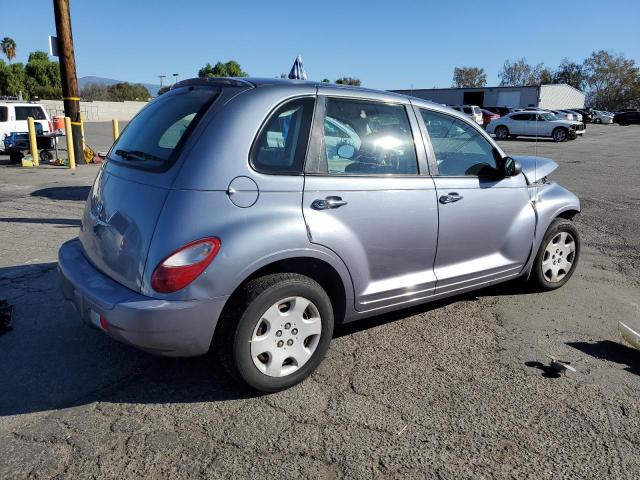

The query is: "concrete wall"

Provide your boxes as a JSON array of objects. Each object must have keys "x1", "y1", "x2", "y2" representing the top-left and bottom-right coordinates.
[{"x1": 38, "y1": 99, "x2": 147, "y2": 122}]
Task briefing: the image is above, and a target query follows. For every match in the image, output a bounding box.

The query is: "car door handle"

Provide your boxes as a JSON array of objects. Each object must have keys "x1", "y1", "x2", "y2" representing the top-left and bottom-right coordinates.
[
  {"x1": 312, "y1": 196, "x2": 348, "y2": 210},
  {"x1": 439, "y1": 192, "x2": 463, "y2": 204}
]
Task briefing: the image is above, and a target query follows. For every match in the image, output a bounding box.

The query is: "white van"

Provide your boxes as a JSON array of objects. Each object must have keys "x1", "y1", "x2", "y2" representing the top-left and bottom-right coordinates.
[{"x1": 0, "y1": 102, "x2": 52, "y2": 152}]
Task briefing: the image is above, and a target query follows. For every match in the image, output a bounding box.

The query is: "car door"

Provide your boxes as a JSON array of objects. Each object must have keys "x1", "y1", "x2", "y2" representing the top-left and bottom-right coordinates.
[
  {"x1": 303, "y1": 93, "x2": 439, "y2": 312},
  {"x1": 416, "y1": 108, "x2": 535, "y2": 296},
  {"x1": 509, "y1": 113, "x2": 532, "y2": 135},
  {"x1": 531, "y1": 113, "x2": 552, "y2": 137}
]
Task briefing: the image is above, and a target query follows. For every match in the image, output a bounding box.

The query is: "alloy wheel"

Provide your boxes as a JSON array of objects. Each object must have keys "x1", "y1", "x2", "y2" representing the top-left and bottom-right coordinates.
[
  {"x1": 554, "y1": 129, "x2": 567, "y2": 142},
  {"x1": 250, "y1": 296, "x2": 322, "y2": 377},
  {"x1": 541, "y1": 232, "x2": 576, "y2": 283}
]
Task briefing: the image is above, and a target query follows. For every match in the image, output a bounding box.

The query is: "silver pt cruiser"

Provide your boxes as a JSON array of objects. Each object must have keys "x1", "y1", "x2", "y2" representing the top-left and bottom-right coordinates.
[{"x1": 58, "y1": 78, "x2": 581, "y2": 392}]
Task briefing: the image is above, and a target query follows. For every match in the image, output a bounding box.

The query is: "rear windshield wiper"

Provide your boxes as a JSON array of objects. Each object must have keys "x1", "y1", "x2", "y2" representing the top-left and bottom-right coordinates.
[{"x1": 115, "y1": 149, "x2": 165, "y2": 163}]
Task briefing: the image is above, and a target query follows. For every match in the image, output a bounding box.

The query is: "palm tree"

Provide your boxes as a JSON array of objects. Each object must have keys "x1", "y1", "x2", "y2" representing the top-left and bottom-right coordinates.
[{"x1": 1, "y1": 37, "x2": 17, "y2": 62}]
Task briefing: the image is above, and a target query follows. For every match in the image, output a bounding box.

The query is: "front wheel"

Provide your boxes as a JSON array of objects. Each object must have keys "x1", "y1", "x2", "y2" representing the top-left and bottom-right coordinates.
[
  {"x1": 215, "y1": 273, "x2": 334, "y2": 392},
  {"x1": 594, "y1": 118, "x2": 602, "y2": 124},
  {"x1": 531, "y1": 218, "x2": 580, "y2": 290},
  {"x1": 552, "y1": 127, "x2": 568, "y2": 142}
]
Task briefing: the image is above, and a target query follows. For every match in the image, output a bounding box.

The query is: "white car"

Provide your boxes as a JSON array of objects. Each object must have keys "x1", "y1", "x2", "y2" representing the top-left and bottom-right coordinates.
[
  {"x1": 487, "y1": 111, "x2": 585, "y2": 142},
  {"x1": 561, "y1": 110, "x2": 583, "y2": 122},
  {"x1": 551, "y1": 110, "x2": 577, "y2": 121},
  {"x1": 449, "y1": 105, "x2": 483, "y2": 126},
  {"x1": 591, "y1": 110, "x2": 614, "y2": 124},
  {"x1": 0, "y1": 102, "x2": 52, "y2": 152}
]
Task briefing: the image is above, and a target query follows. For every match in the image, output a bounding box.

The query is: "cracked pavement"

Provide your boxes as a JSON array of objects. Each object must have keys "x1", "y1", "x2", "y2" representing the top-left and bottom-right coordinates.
[{"x1": 1, "y1": 123, "x2": 639, "y2": 479}]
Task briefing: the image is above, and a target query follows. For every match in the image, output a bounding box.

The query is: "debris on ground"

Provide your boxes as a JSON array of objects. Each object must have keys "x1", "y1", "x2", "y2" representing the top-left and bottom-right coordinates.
[
  {"x1": 546, "y1": 354, "x2": 576, "y2": 374},
  {"x1": 0, "y1": 299, "x2": 13, "y2": 335}
]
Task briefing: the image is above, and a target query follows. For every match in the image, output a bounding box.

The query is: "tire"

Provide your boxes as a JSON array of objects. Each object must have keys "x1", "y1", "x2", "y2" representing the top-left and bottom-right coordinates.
[
  {"x1": 594, "y1": 118, "x2": 602, "y2": 124},
  {"x1": 495, "y1": 125, "x2": 509, "y2": 140},
  {"x1": 9, "y1": 151, "x2": 23, "y2": 165},
  {"x1": 40, "y1": 150, "x2": 53, "y2": 162},
  {"x1": 531, "y1": 218, "x2": 580, "y2": 291},
  {"x1": 552, "y1": 127, "x2": 568, "y2": 142},
  {"x1": 215, "y1": 273, "x2": 334, "y2": 392}
]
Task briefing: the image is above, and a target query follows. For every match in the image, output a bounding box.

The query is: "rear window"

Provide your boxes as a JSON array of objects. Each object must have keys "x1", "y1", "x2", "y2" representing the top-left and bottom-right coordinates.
[
  {"x1": 108, "y1": 85, "x2": 219, "y2": 171},
  {"x1": 15, "y1": 106, "x2": 46, "y2": 121},
  {"x1": 0, "y1": 106, "x2": 7, "y2": 122}
]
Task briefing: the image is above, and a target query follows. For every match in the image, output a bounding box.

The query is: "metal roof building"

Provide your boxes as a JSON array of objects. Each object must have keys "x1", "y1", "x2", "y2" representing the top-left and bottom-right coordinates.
[{"x1": 390, "y1": 84, "x2": 585, "y2": 110}]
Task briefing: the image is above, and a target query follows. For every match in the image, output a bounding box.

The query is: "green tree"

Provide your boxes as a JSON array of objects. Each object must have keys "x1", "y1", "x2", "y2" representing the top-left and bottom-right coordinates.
[
  {"x1": 335, "y1": 77, "x2": 361, "y2": 86},
  {"x1": 156, "y1": 86, "x2": 171, "y2": 95},
  {"x1": 452, "y1": 66, "x2": 487, "y2": 88},
  {"x1": 321, "y1": 78, "x2": 331, "y2": 83},
  {"x1": 583, "y1": 50, "x2": 640, "y2": 110},
  {"x1": 106, "y1": 82, "x2": 150, "y2": 101},
  {"x1": 24, "y1": 51, "x2": 61, "y2": 98},
  {"x1": 198, "y1": 60, "x2": 248, "y2": 78},
  {"x1": 553, "y1": 58, "x2": 586, "y2": 90},
  {"x1": 0, "y1": 60, "x2": 27, "y2": 98},
  {"x1": 1, "y1": 37, "x2": 16, "y2": 62},
  {"x1": 499, "y1": 58, "x2": 554, "y2": 86}
]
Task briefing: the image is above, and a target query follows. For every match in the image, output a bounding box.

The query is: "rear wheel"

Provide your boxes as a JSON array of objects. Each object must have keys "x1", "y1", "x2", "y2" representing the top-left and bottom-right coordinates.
[
  {"x1": 594, "y1": 118, "x2": 602, "y2": 124},
  {"x1": 215, "y1": 273, "x2": 334, "y2": 392},
  {"x1": 552, "y1": 127, "x2": 568, "y2": 142},
  {"x1": 531, "y1": 218, "x2": 580, "y2": 290},
  {"x1": 495, "y1": 125, "x2": 509, "y2": 140}
]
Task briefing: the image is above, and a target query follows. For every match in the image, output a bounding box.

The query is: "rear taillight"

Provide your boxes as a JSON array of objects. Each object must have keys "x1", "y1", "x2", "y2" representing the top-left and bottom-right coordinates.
[{"x1": 151, "y1": 237, "x2": 221, "y2": 293}]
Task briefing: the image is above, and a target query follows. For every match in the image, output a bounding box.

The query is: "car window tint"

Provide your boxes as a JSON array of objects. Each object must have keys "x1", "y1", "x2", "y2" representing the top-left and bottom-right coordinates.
[
  {"x1": 252, "y1": 97, "x2": 314, "y2": 174},
  {"x1": 463, "y1": 107, "x2": 472, "y2": 114},
  {"x1": 511, "y1": 114, "x2": 529, "y2": 121},
  {"x1": 322, "y1": 98, "x2": 418, "y2": 175},
  {"x1": 420, "y1": 109, "x2": 499, "y2": 177},
  {"x1": 0, "y1": 106, "x2": 7, "y2": 122},
  {"x1": 15, "y1": 106, "x2": 46, "y2": 121}
]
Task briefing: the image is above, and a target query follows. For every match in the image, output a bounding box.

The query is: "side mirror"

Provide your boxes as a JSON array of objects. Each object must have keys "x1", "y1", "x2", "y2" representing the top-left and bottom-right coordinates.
[
  {"x1": 503, "y1": 156, "x2": 522, "y2": 177},
  {"x1": 337, "y1": 143, "x2": 356, "y2": 160}
]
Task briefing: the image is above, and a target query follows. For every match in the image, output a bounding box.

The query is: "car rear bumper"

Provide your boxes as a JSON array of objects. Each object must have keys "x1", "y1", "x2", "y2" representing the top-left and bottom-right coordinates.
[{"x1": 58, "y1": 238, "x2": 228, "y2": 357}]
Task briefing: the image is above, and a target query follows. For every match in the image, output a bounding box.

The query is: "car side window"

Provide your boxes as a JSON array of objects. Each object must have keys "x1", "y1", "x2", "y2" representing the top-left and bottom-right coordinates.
[
  {"x1": 420, "y1": 109, "x2": 500, "y2": 177},
  {"x1": 321, "y1": 98, "x2": 418, "y2": 175},
  {"x1": 0, "y1": 106, "x2": 7, "y2": 122},
  {"x1": 511, "y1": 114, "x2": 528, "y2": 121},
  {"x1": 15, "y1": 106, "x2": 46, "y2": 121},
  {"x1": 252, "y1": 97, "x2": 314, "y2": 174}
]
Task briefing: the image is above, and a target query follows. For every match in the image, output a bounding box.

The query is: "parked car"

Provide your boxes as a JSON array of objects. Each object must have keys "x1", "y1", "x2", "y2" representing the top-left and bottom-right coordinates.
[
  {"x1": 58, "y1": 78, "x2": 581, "y2": 392},
  {"x1": 591, "y1": 110, "x2": 614, "y2": 124},
  {"x1": 487, "y1": 111, "x2": 585, "y2": 142},
  {"x1": 449, "y1": 105, "x2": 483, "y2": 126},
  {"x1": 484, "y1": 106, "x2": 516, "y2": 117},
  {"x1": 480, "y1": 108, "x2": 500, "y2": 128},
  {"x1": 572, "y1": 109, "x2": 594, "y2": 123},
  {"x1": 613, "y1": 111, "x2": 640, "y2": 125},
  {"x1": 0, "y1": 102, "x2": 53, "y2": 153},
  {"x1": 617, "y1": 108, "x2": 638, "y2": 113},
  {"x1": 550, "y1": 110, "x2": 577, "y2": 121},
  {"x1": 561, "y1": 110, "x2": 583, "y2": 122}
]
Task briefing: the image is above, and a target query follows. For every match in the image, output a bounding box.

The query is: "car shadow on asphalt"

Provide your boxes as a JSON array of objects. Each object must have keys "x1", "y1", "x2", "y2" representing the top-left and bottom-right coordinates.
[
  {"x1": 31, "y1": 186, "x2": 91, "y2": 201},
  {"x1": 567, "y1": 340, "x2": 640, "y2": 376}
]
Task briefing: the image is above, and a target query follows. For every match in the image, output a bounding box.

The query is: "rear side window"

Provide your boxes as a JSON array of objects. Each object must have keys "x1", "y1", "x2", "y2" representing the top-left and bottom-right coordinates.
[
  {"x1": 0, "y1": 107, "x2": 7, "y2": 122},
  {"x1": 320, "y1": 98, "x2": 418, "y2": 175},
  {"x1": 251, "y1": 97, "x2": 314, "y2": 174},
  {"x1": 15, "y1": 106, "x2": 46, "y2": 120},
  {"x1": 511, "y1": 114, "x2": 530, "y2": 121},
  {"x1": 109, "y1": 85, "x2": 219, "y2": 171}
]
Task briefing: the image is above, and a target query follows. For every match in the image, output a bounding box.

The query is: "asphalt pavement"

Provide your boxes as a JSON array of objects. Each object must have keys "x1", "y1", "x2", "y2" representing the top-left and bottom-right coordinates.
[{"x1": 0, "y1": 123, "x2": 639, "y2": 479}]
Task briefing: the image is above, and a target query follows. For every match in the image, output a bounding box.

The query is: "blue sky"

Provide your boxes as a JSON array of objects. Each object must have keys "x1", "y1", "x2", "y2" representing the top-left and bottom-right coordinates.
[{"x1": 2, "y1": 0, "x2": 639, "y2": 89}]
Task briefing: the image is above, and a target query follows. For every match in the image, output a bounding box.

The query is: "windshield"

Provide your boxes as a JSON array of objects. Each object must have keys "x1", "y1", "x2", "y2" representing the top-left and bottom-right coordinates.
[
  {"x1": 539, "y1": 113, "x2": 556, "y2": 121},
  {"x1": 108, "y1": 85, "x2": 219, "y2": 171}
]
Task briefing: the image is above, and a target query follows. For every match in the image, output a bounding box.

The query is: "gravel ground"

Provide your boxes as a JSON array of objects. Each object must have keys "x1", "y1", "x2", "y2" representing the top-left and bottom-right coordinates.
[{"x1": 0, "y1": 123, "x2": 639, "y2": 479}]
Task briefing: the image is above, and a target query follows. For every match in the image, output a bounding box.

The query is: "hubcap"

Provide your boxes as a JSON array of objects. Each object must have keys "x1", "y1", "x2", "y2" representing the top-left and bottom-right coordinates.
[
  {"x1": 250, "y1": 296, "x2": 322, "y2": 377},
  {"x1": 542, "y1": 232, "x2": 576, "y2": 283},
  {"x1": 555, "y1": 129, "x2": 566, "y2": 141}
]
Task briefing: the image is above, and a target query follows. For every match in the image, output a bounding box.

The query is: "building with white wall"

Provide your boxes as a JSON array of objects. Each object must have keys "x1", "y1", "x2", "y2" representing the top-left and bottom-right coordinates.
[{"x1": 390, "y1": 84, "x2": 585, "y2": 109}]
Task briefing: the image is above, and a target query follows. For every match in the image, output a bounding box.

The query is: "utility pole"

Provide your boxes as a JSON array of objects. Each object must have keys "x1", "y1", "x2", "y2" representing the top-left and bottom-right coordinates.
[
  {"x1": 173, "y1": 73, "x2": 179, "y2": 84},
  {"x1": 159, "y1": 75, "x2": 166, "y2": 88},
  {"x1": 53, "y1": 0, "x2": 85, "y2": 165}
]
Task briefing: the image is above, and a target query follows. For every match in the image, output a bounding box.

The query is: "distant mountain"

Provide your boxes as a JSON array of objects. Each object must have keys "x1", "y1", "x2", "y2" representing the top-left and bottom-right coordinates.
[{"x1": 78, "y1": 76, "x2": 161, "y2": 97}]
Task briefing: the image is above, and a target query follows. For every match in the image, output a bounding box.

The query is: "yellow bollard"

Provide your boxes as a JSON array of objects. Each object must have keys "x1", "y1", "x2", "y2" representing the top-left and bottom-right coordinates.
[
  {"x1": 64, "y1": 117, "x2": 76, "y2": 170},
  {"x1": 80, "y1": 112, "x2": 86, "y2": 151},
  {"x1": 27, "y1": 117, "x2": 40, "y2": 166},
  {"x1": 112, "y1": 118, "x2": 119, "y2": 142}
]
